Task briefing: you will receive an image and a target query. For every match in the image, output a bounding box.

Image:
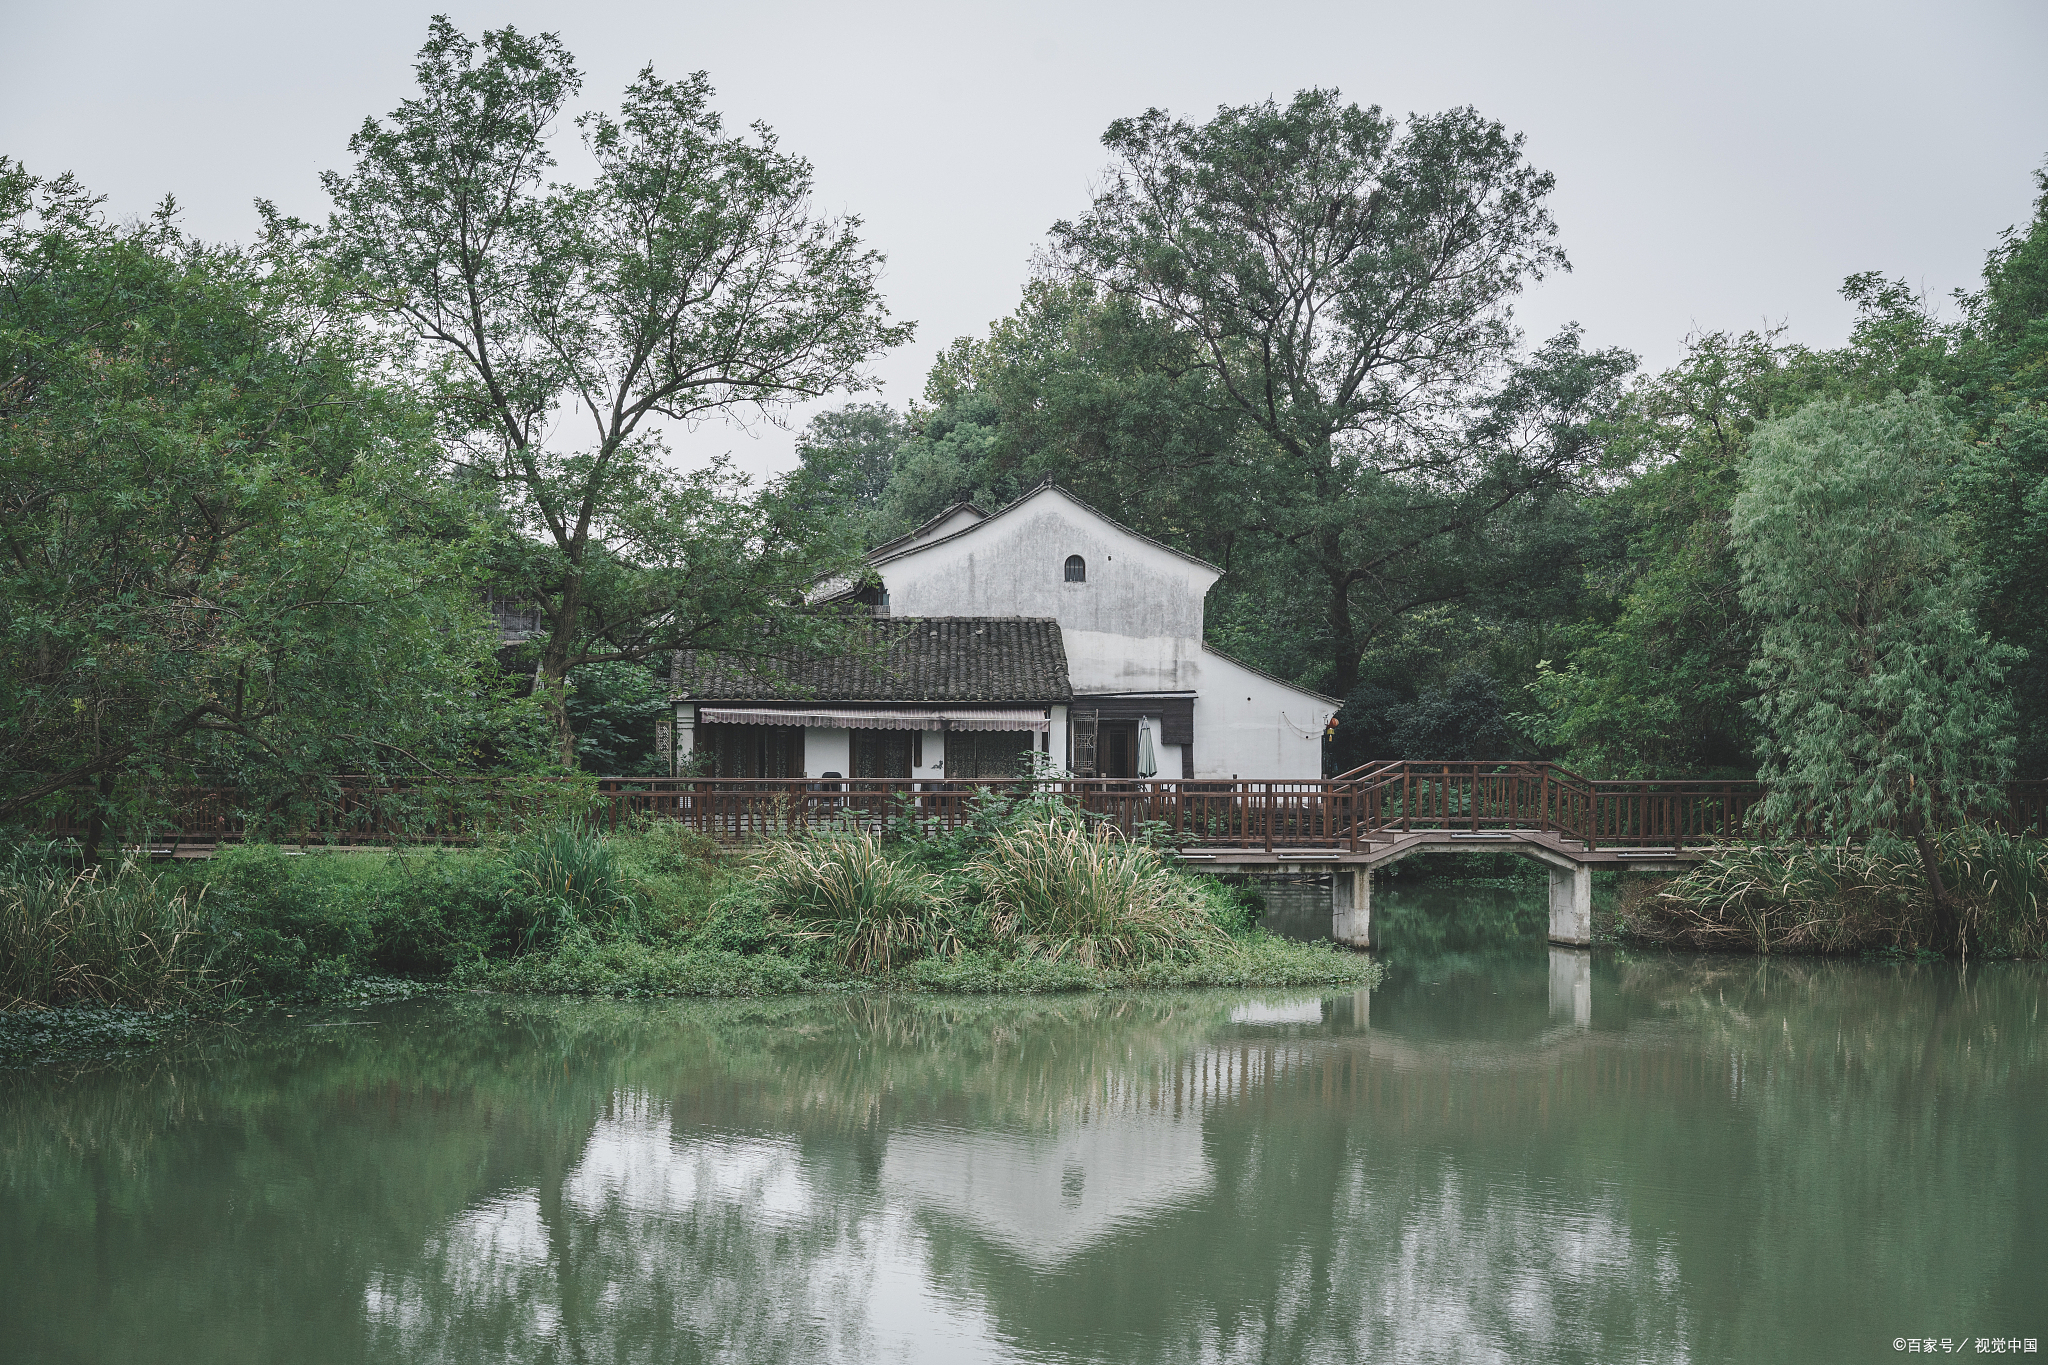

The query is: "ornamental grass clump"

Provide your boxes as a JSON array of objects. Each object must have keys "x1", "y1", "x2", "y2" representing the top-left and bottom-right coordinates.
[
  {"x1": 1, "y1": 852, "x2": 216, "y2": 1009},
  {"x1": 755, "y1": 828, "x2": 957, "y2": 971},
  {"x1": 1622, "y1": 828, "x2": 2048, "y2": 957},
  {"x1": 512, "y1": 821, "x2": 638, "y2": 951},
  {"x1": 968, "y1": 813, "x2": 1228, "y2": 968}
]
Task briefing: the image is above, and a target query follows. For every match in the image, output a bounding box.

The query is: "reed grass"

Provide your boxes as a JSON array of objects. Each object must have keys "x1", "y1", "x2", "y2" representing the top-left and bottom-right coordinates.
[
  {"x1": 1619, "y1": 827, "x2": 2048, "y2": 957},
  {"x1": 967, "y1": 813, "x2": 1229, "y2": 968},
  {"x1": 1, "y1": 854, "x2": 218, "y2": 1009},
  {"x1": 511, "y1": 820, "x2": 638, "y2": 949}
]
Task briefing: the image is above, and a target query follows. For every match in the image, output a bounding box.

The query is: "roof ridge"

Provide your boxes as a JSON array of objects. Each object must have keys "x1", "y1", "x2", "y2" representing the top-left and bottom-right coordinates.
[{"x1": 866, "y1": 483, "x2": 1224, "y2": 574}]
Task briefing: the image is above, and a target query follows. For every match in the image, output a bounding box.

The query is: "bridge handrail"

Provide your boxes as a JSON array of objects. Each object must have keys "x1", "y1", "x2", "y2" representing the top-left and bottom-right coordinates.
[{"x1": 27, "y1": 767, "x2": 2048, "y2": 851}]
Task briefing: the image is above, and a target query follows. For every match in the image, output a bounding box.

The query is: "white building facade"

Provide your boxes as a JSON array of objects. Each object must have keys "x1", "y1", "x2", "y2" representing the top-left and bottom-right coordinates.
[{"x1": 672, "y1": 485, "x2": 1335, "y2": 781}]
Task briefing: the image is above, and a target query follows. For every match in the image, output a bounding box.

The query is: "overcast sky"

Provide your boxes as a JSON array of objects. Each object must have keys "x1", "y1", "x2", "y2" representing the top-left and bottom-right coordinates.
[{"x1": 5, "y1": 0, "x2": 2045, "y2": 477}]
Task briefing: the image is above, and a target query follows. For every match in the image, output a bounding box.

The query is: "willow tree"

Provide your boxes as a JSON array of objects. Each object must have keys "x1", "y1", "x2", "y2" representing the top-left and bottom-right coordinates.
[
  {"x1": 321, "y1": 18, "x2": 911, "y2": 763},
  {"x1": 1052, "y1": 91, "x2": 1622, "y2": 698},
  {"x1": 1733, "y1": 391, "x2": 2017, "y2": 946}
]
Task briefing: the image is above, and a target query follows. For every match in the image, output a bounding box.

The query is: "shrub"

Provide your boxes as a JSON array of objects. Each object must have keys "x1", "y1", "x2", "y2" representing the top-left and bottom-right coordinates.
[
  {"x1": 190, "y1": 846, "x2": 526, "y2": 994},
  {"x1": 1, "y1": 851, "x2": 216, "y2": 1009},
  {"x1": 360, "y1": 851, "x2": 524, "y2": 973},
  {"x1": 610, "y1": 821, "x2": 731, "y2": 937},
  {"x1": 1200, "y1": 877, "x2": 1264, "y2": 936},
  {"x1": 187, "y1": 847, "x2": 373, "y2": 997},
  {"x1": 754, "y1": 828, "x2": 957, "y2": 970},
  {"x1": 689, "y1": 884, "x2": 817, "y2": 959},
  {"x1": 966, "y1": 813, "x2": 1229, "y2": 967}
]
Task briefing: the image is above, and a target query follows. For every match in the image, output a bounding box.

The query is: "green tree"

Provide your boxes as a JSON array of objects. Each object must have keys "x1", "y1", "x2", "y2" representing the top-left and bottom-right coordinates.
[
  {"x1": 562, "y1": 660, "x2": 668, "y2": 774},
  {"x1": 794, "y1": 402, "x2": 908, "y2": 540},
  {"x1": 320, "y1": 18, "x2": 911, "y2": 764},
  {"x1": 1954, "y1": 165, "x2": 2048, "y2": 775},
  {"x1": 0, "y1": 161, "x2": 494, "y2": 840},
  {"x1": 1732, "y1": 391, "x2": 2017, "y2": 943},
  {"x1": 1051, "y1": 90, "x2": 1620, "y2": 697},
  {"x1": 1523, "y1": 331, "x2": 1827, "y2": 775}
]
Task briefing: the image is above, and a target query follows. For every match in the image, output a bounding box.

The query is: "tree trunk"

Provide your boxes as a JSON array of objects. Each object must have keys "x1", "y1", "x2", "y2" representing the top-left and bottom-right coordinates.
[
  {"x1": 536, "y1": 580, "x2": 582, "y2": 769},
  {"x1": 536, "y1": 648, "x2": 577, "y2": 769},
  {"x1": 80, "y1": 768, "x2": 118, "y2": 868},
  {"x1": 1321, "y1": 529, "x2": 1360, "y2": 702},
  {"x1": 1912, "y1": 830, "x2": 1959, "y2": 955}
]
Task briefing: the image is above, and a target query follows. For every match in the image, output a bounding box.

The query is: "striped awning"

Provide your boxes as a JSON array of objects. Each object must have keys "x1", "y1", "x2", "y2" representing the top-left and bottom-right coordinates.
[{"x1": 695, "y1": 706, "x2": 1049, "y2": 732}]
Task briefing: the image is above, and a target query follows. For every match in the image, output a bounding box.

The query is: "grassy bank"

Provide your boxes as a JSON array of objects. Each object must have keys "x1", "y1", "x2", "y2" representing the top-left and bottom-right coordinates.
[
  {"x1": 1, "y1": 796, "x2": 1378, "y2": 1030},
  {"x1": 1608, "y1": 827, "x2": 2048, "y2": 958}
]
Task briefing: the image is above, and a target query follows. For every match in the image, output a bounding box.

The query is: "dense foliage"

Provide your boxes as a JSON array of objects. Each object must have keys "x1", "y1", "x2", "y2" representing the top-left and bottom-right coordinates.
[
  {"x1": 0, "y1": 160, "x2": 501, "y2": 841},
  {"x1": 809, "y1": 153, "x2": 2048, "y2": 800}
]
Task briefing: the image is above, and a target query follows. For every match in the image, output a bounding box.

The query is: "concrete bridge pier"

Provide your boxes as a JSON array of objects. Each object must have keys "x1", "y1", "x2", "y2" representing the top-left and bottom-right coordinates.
[
  {"x1": 1546, "y1": 861, "x2": 1593, "y2": 947},
  {"x1": 1330, "y1": 867, "x2": 1374, "y2": 950}
]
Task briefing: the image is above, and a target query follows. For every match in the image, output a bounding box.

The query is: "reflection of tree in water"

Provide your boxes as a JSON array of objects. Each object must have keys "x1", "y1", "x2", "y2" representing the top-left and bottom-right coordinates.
[{"x1": 3, "y1": 964, "x2": 2044, "y2": 1362}]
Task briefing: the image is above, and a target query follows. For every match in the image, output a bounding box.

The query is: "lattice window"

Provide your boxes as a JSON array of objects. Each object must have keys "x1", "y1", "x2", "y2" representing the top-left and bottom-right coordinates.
[{"x1": 1070, "y1": 711, "x2": 1098, "y2": 777}]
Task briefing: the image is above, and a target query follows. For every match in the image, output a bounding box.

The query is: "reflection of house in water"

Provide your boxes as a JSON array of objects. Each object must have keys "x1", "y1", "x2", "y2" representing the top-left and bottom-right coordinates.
[
  {"x1": 880, "y1": 1115, "x2": 1212, "y2": 1268},
  {"x1": 358, "y1": 994, "x2": 1728, "y2": 1365}
]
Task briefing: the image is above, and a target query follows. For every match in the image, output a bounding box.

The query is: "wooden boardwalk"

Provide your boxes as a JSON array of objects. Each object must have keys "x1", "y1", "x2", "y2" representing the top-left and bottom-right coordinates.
[{"x1": 39, "y1": 761, "x2": 2048, "y2": 858}]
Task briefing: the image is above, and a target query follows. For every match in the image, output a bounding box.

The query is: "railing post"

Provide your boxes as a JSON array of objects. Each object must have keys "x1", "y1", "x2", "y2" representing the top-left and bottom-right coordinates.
[{"x1": 1263, "y1": 782, "x2": 1274, "y2": 852}]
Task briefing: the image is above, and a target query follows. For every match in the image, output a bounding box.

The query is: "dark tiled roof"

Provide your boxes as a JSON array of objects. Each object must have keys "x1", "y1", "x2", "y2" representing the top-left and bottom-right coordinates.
[
  {"x1": 674, "y1": 617, "x2": 1071, "y2": 703},
  {"x1": 863, "y1": 501, "x2": 987, "y2": 559}
]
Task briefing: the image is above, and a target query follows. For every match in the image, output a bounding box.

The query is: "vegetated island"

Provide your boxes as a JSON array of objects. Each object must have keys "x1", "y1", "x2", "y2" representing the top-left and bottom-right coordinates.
[{"x1": 1, "y1": 796, "x2": 1380, "y2": 1065}]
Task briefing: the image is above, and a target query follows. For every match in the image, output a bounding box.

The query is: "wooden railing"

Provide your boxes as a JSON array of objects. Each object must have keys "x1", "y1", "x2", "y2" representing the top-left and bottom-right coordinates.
[
  {"x1": 596, "y1": 777, "x2": 1360, "y2": 850},
  {"x1": 27, "y1": 766, "x2": 2048, "y2": 851}
]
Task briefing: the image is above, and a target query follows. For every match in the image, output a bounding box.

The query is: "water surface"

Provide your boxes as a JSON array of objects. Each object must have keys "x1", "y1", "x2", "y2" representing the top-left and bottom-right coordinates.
[{"x1": 3, "y1": 883, "x2": 2042, "y2": 1363}]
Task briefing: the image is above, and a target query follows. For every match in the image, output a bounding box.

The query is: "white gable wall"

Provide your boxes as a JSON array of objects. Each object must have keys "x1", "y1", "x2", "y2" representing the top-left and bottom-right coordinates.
[
  {"x1": 878, "y1": 489, "x2": 1217, "y2": 696},
  {"x1": 1193, "y1": 649, "x2": 1332, "y2": 780}
]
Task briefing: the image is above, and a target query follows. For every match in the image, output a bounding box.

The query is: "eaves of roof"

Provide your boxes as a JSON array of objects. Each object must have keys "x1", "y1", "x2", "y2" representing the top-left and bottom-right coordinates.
[
  {"x1": 863, "y1": 501, "x2": 990, "y2": 560},
  {"x1": 1201, "y1": 643, "x2": 1340, "y2": 706},
  {"x1": 673, "y1": 615, "x2": 1072, "y2": 704}
]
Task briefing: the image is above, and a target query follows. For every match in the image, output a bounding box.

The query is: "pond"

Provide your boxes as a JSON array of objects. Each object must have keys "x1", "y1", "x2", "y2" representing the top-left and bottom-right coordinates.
[{"x1": 2, "y1": 882, "x2": 2042, "y2": 1363}]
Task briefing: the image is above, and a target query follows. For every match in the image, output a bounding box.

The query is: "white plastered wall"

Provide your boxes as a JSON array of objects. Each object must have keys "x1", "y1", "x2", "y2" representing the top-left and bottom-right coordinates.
[
  {"x1": 1191, "y1": 651, "x2": 1332, "y2": 781},
  {"x1": 804, "y1": 728, "x2": 851, "y2": 779},
  {"x1": 878, "y1": 488, "x2": 1217, "y2": 697}
]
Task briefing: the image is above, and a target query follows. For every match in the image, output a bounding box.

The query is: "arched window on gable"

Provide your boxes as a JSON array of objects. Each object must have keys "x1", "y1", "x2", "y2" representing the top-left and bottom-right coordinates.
[{"x1": 1064, "y1": 554, "x2": 1087, "y2": 583}]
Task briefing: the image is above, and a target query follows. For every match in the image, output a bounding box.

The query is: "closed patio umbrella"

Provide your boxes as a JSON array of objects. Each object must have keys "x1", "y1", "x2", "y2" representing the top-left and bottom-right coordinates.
[{"x1": 1137, "y1": 719, "x2": 1157, "y2": 778}]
